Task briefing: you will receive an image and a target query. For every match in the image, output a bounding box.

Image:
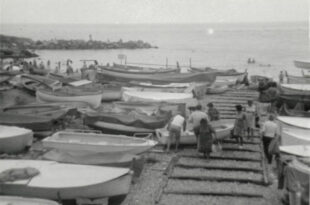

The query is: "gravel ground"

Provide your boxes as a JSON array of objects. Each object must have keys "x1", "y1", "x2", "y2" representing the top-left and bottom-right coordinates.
[
  {"x1": 160, "y1": 194, "x2": 267, "y2": 205},
  {"x1": 177, "y1": 158, "x2": 262, "y2": 170},
  {"x1": 222, "y1": 143, "x2": 261, "y2": 152},
  {"x1": 172, "y1": 167, "x2": 262, "y2": 181},
  {"x1": 179, "y1": 149, "x2": 261, "y2": 160},
  {"x1": 166, "y1": 180, "x2": 267, "y2": 195}
]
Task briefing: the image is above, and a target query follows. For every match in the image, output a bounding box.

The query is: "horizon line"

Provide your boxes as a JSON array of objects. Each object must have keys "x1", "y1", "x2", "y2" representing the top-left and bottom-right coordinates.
[{"x1": 0, "y1": 20, "x2": 307, "y2": 25}]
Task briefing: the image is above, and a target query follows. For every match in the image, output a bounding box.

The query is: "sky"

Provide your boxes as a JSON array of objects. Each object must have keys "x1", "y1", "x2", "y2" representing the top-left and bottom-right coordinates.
[{"x1": 0, "y1": 0, "x2": 308, "y2": 24}]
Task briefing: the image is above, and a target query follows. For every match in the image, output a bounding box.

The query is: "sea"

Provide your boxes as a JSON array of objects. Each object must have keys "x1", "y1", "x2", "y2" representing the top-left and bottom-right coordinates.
[{"x1": 0, "y1": 22, "x2": 309, "y2": 80}]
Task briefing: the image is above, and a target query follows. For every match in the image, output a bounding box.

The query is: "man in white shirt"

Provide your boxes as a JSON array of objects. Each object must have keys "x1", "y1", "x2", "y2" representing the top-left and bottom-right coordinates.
[
  {"x1": 167, "y1": 113, "x2": 186, "y2": 152},
  {"x1": 261, "y1": 114, "x2": 279, "y2": 164}
]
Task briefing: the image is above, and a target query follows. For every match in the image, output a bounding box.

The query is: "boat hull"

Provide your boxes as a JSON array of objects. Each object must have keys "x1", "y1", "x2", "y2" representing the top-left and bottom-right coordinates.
[
  {"x1": 280, "y1": 84, "x2": 310, "y2": 96},
  {"x1": 287, "y1": 75, "x2": 310, "y2": 84},
  {"x1": 36, "y1": 89, "x2": 102, "y2": 109},
  {"x1": 294, "y1": 60, "x2": 310, "y2": 69},
  {"x1": 280, "y1": 145, "x2": 310, "y2": 157},
  {"x1": 0, "y1": 196, "x2": 59, "y2": 205},
  {"x1": 43, "y1": 131, "x2": 157, "y2": 155},
  {"x1": 0, "y1": 113, "x2": 57, "y2": 131},
  {"x1": 281, "y1": 127, "x2": 310, "y2": 146},
  {"x1": 0, "y1": 160, "x2": 133, "y2": 200},
  {"x1": 0, "y1": 126, "x2": 33, "y2": 154},
  {"x1": 122, "y1": 90, "x2": 196, "y2": 106},
  {"x1": 88, "y1": 121, "x2": 155, "y2": 136},
  {"x1": 97, "y1": 68, "x2": 216, "y2": 84}
]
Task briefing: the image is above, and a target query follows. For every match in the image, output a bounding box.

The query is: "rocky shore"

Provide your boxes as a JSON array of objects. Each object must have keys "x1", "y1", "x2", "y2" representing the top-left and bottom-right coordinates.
[{"x1": 0, "y1": 34, "x2": 157, "y2": 50}]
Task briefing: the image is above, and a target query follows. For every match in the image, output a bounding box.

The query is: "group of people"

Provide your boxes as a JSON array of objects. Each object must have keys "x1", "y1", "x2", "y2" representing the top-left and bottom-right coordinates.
[
  {"x1": 166, "y1": 103, "x2": 220, "y2": 159},
  {"x1": 166, "y1": 99, "x2": 280, "y2": 166}
]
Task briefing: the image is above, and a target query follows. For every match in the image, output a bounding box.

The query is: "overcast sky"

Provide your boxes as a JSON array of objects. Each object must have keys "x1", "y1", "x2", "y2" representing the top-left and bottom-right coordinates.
[{"x1": 0, "y1": 0, "x2": 308, "y2": 24}]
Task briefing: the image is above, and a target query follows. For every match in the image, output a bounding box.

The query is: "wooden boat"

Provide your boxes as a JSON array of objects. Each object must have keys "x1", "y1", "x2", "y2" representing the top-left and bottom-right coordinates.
[
  {"x1": 281, "y1": 127, "x2": 310, "y2": 146},
  {"x1": 84, "y1": 108, "x2": 170, "y2": 131},
  {"x1": 102, "y1": 63, "x2": 180, "y2": 74},
  {"x1": 0, "y1": 196, "x2": 59, "y2": 205},
  {"x1": 113, "y1": 101, "x2": 186, "y2": 117},
  {"x1": 29, "y1": 67, "x2": 48, "y2": 75},
  {"x1": 206, "y1": 84, "x2": 229, "y2": 94},
  {"x1": 122, "y1": 86, "x2": 188, "y2": 93},
  {"x1": 36, "y1": 87, "x2": 103, "y2": 108},
  {"x1": 280, "y1": 103, "x2": 310, "y2": 117},
  {"x1": 96, "y1": 68, "x2": 216, "y2": 84},
  {"x1": 277, "y1": 116, "x2": 310, "y2": 130},
  {"x1": 43, "y1": 131, "x2": 157, "y2": 155},
  {"x1": 122, "y1": 90, "x2": 195, "y2": 104},
  {"x1": 128, "y1": 81, "x2": 191, "y2": 88},
  {"x1": 0, "y1": 74, "x2": 12, "y2": 84},
  {"x1": 280, "y1": 145, "x2": 310, "y2": 157},
  {"x1": 294, "y1": 60, "x2": 310, "y2": 69},
  {"x1": 286, "y1": 74, "x2": 310, "y2": 84},
  {"x1": 280, "y1": 84, "x2": 310, "y2": 96},
  {"x1": 0, "y1": 160, "x2": 132, "y2": 200},
  {"x1": 48, "y1": 73, "x2": 80, "y2": 85},
  {"x1": 279, "y1": 94, "x2": 310, "y2": 108},
  {"x1": 189, "y1": 66, "x2": 217, "y2": 73},
  {"x1": 0, "y1": 112, "x2": 63, "y2": 131},
  {"x1": 155, "y1": 119, "x2": 234, "y2": 145},
  {"x1": 20, "y1": 74, "x2": 62, "y2": 95},
  {"x1": 87, "y1": 121, "x2": 155, "y2": 136},
  {"x1": 0, "y1": 125, "x2": 33, "y2": 154},
  {"x1": 3, "y1": 104, "x2": 71, "y2": 120}
]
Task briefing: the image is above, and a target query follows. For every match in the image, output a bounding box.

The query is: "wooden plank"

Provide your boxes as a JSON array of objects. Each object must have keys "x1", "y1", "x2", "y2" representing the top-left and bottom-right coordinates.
[
  {"x1": 180, "y1": 155, "x2": 261, "y2": 162},
  {"x1": 175, "y1": 164, "x2": 263, "y2": 173},
  {"x1": 164, "y1": 191, "x2": 263, "y2": 198},
  {"x1": 169, "y1": 176, "x2": 264, "y2": 185}
]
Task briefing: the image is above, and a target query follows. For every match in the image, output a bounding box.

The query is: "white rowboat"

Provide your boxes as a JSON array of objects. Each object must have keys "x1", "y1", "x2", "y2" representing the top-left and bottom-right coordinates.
[
  {"x1": 36, "y1": 87, "x2": 102, "y2": 109},
  {"x1": 43, "y1": 131, "x2": 157, "y2": 155},
  {"x1": 0, "y1": 160, "x2": 132, "y2": 200},
  {"x1": 280, "y1": 145, "x2": 310, "y2": 157},
  {"x1": 0, "y1": 196, "x2": 59, "y2": 205},
  {"x1": 0, "y1": 126, "x2": 33, "y2": 154}
]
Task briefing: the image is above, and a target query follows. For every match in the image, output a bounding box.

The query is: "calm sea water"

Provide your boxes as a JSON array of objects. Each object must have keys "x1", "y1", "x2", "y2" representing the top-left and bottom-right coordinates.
[{"x1": 1, "y1": 22, "x2": 309, "y2": 79}]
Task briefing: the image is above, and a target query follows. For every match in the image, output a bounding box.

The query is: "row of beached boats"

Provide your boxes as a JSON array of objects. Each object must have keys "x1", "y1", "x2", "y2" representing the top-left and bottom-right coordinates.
[
  {"x1": 277, "y1": 60, "x2": 310, "y2": 158},
  {"x1": 0, "y1": 62, "x2": 246, "y2": 203}
]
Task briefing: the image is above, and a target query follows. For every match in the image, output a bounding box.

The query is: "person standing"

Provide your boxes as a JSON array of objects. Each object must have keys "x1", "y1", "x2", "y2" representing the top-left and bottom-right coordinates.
[
  {"x1": 188, "y1": 104, "x2": 209, "y2": 148},
  {"x1": 167, "y1": 113, "x2": 186, "y2": 152},
  {"x1": 245, "y1": 100, "x2": 257, "y2": 140},
  {"x1": 279, "y1": 71, "x2": 284, "y2": 84},
  {"x1": 66, "y1": 60, "x2": 74, "y2": 75},
  {"x1": 233, "y1": 104, "x2": 247, "y2": 148},
  {"x1": 196, "y1": 118, "x2": 216, "y2": 159},
  {"x1": 261, "y1": 114, "x2": 279, "y2": 164},
  {"x1": 207, "y1": 102, "x2": 220, "y2": 121}
]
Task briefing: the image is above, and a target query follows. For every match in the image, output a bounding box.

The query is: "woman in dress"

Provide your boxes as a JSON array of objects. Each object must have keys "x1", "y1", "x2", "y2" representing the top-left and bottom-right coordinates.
[
  {"x1": 197, "y1": 118, "x2": 216, "y2": 159},
  {"x1": 233, "y1": 104, "x2": 247, "y2": 148},
  {"x1": 245, "y1": 100, "x2": 257, "y2": 140}
]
